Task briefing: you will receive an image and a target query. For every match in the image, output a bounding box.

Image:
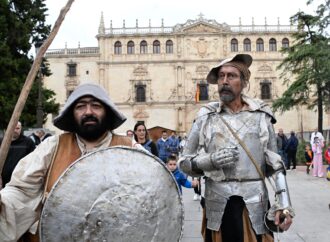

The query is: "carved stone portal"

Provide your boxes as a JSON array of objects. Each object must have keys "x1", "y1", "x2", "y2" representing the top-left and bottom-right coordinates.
[{"x1": 133, "y1": 107, "x2": 149, "y2": 119}]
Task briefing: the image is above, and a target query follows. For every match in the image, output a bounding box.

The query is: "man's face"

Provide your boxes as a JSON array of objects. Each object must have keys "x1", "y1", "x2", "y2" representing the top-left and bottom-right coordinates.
[
  {"x1": 162, "y1": 132, "x2": 168, "y2": 139},
  {"x1": 166, "y1": 160, "x2": 177, "y2": 172},
  {"x1": 12, "y1": 122, "x2": 22, "y2": 140},
  {"x1": 278, "y1": 129, "x2": 284, "y2": 136},
  {"x1": 73, "y1": 96, "x2": 107, "y2": 141},
  {"x1": 127, "y1": 130, "x2": 134, "y2": 138},
  {"x1": 217, "y1": 66, "x2": 244, "y2": 104}
]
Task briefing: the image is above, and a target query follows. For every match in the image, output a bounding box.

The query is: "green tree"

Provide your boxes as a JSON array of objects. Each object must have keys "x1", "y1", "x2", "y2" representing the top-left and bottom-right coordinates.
[
  {"x1": 272, "y1": 0, "x2": 330, "y2": 133},
  {"x1": 0, "y1": 0, "x2": 59, "y2": 130}
]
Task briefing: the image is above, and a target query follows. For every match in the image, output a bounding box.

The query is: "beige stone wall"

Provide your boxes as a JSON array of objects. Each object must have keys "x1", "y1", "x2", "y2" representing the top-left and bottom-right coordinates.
[{"x1": 43, "y1": 17, "x2": 329, "y2": 136}]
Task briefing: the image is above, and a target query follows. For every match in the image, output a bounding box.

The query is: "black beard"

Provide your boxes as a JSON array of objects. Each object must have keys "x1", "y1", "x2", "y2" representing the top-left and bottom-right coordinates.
[
  {"x1": 74, "y1": 115, "x2": 108, "y2": 141},
  {"x1": 218, "y1": 86, "x2": 235, "y2": 103}
]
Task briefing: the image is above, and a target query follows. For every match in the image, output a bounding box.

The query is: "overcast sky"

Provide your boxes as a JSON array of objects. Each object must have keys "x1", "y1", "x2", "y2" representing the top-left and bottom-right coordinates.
[{"x1": 45, "y1": 0, "x2": 321, "y2": 49}]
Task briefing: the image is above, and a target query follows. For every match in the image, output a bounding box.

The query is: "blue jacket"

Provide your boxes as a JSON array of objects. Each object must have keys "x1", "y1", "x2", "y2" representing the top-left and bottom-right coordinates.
[
  {"x1": 168, "y1": 136, "x2": 180, "y2": 154},
  {"x1": 157, "y1": 138, "x2": 171, "y2": 159},
  {"x1": 172, "y1": 168, "x2": 192, "y2": 194}
]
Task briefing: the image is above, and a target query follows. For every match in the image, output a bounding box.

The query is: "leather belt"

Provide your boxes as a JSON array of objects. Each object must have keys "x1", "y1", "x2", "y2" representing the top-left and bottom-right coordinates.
[{"x1": 221, "y1": 178, "x2": 263, "y2": 182}]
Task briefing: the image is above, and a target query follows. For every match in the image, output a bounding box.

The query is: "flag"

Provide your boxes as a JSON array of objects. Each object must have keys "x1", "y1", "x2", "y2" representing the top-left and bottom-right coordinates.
[{"x1": 195, "y1": 84, "x2": 200, "y2": 102}]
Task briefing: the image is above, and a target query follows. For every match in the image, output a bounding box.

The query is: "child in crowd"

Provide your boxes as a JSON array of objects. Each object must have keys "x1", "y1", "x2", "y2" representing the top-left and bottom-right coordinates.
[
  {"x1": 304, "y1": 144, "x2": 313, "y2": 174},
  {"x1": 312, "y1": 137, "x2": 325, "y2": 177},
  {"x1": 166, "y1": 154, "x2": 198, "y2": 194}
]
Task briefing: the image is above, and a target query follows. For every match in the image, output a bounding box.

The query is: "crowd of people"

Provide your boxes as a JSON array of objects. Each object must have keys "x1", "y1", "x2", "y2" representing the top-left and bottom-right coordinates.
[
  {"x1": 276, "y1": 128, "x2": 330, "y2": 179},
  {"x1": 2, "y1": 52, "x2": 330, "y2": 241}
]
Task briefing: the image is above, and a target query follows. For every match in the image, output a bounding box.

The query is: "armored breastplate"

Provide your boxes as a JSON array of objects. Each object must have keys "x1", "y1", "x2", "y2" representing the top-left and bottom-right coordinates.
[
  {"x1": 202, "y1": 111, "x2": 265, "y2": 181},
  {"x1": 201, "y1": 111, "x2": 269, "y2": 234}
]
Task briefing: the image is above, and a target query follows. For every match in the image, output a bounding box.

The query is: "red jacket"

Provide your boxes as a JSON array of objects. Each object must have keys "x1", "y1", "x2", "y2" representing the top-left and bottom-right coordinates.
[{"x1": 325, "y1": 148, "x2": 330, "y2": 164}]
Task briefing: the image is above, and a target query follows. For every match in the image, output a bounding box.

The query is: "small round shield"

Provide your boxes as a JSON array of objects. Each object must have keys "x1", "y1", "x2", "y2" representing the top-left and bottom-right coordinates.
[{"x1": 40, "y1": 147, "x2": 184, "y2": 242}]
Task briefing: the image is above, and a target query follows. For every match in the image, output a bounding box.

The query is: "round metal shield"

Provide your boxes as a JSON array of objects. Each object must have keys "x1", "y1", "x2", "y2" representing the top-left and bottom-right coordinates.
[{"x1": 40, "y1": 147, "x2": 184, "y2": 242}]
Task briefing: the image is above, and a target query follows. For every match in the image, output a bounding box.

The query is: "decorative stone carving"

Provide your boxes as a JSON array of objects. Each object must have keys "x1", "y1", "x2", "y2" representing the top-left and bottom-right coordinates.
[
  {"x1": 168, "y1": 88, "x2": 177, "y2": 101},
  {"x1": 133, "y1": 65, "x2": 148, "y2": 78},
  {"x1": 195, "y1": 39, "x2": 208, "y2": 57},
  {"x1": 133, "y1": 107, "x2": 149, "y2": 119},
  {"x1": 258, "y1": 64, "x2": 273, "y2": 72},
  {"x1": 173, "y1": 16, "x2": 230, "y2": 33},
  {"x1": 184, "y1": 23, "x2": 219, "y2": 33},
  {"x1": 196, "y1": 65, "x2": 209, "y2": 74}
]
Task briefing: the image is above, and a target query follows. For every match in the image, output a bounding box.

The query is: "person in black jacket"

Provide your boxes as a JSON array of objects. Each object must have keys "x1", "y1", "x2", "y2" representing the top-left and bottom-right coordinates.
[
  {"x1": 285, "y1": 131, "x2": 299, "y2": 170},
  {"x1": 0, "y1": 121, "x2": 35, "y2": 186}
]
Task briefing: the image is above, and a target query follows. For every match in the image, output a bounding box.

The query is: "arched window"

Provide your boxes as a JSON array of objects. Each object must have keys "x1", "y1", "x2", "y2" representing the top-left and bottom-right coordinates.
[
  {"x1": 243, "y1": 38, "x2": 251, "y2": 51},
  {"x1": 256, "y1": 38, "x2": 264, "y2": 52},
  {"x1": 260, "y1": 81, "x2": 272, "y2": 99},
  {"x1": 136, "y1": 84, "x2": 146, "y2": 102},
  {"x1": 231, "y1": 38, "x2": 238, "y2": 52},
  {"x1": 166, "y1": 40, "x2": 173, "y2": 53},
  {"x1": 140, "y1": 40, "x2": 148, "y2": 54},
  {"x1": 198, "y1": 83, "x2": 209, "y2": 101},
  {"x1": 114, "y1": 41, "x2": 122, "y2": 55},
  {"x1": 153, "y1": 40, "x2": 160, "y2": 54},
  {"x1": 269, "y1": 38, "x2": 277, "y2": 51},
  {"x1": 282, "y1": 38, "x2": 289, "y2": 48},
  {"x1": 127, "y1": 41, "x2": 135, "y2": 54}
]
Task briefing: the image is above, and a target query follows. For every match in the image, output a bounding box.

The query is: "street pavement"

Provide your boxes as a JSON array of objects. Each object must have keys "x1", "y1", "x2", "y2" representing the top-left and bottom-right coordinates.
[{"x1": 181, "y1": 166, "x2": 330, "y2": 242}]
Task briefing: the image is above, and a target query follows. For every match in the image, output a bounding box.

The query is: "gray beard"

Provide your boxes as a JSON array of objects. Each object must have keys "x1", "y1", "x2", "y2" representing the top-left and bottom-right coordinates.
[{"x1": 219, "y1": 93, "x2": 235, "y2": 103}]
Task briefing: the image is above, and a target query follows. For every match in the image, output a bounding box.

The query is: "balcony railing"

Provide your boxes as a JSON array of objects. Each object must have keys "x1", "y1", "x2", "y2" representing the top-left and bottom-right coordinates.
[{"x1": 45, "y1": 47, "x2": 99, "y2": 56}]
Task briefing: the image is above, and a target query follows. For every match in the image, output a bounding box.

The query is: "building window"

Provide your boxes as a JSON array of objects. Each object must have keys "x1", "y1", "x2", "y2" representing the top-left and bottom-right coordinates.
[
  {"x1": 198, "y1": 83, "x2": 209, "y2": 101},
  {"x1": 140, "y1": 40, "x2": 148, "y2": 54},
  {"x1": 67, "y1": 63, "x2": 77, "y2": 76},
  {"x1": 231, "y1": 38, "x2": 238, "y2": 52},
  {"x1": 256, "y1": 38, "x2": 264, "y2": 52},
  {"x1": 135, "y1": 84, "x2": 146, "y2": 102},
  {"x1": 269, "y1": 38, "x2": 277, "y2": 51},
  {"x1": 153, "y1": 40, "x2": 160, "y2": 54},
  {"x1": 282, "y1": 38, "x2": 289, "y2": 48},
  {"x1": 243, "y1": 38, "x2": 251, "y2": 51},
  {"x1": 260, "y1": 81, "x2": 272, "y2": 99},
  {"x1": 166, "y1": 40, "x2": 173, "y2": 53},
  {"x1": 114, "y1": 41, "x2": 122, "y2": 55},
  {"x1": 127, "y1": 41, "x2": 135, "y2": 54}
]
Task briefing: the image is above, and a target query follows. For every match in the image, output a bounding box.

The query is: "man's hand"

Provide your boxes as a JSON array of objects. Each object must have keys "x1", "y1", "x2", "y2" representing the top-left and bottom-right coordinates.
[
  {"x1": 210, "y1": 147, "x2": 239, "y2": 169},
  {"x1": 275, "y1": 209, "x2": 292, "y2": 231}
]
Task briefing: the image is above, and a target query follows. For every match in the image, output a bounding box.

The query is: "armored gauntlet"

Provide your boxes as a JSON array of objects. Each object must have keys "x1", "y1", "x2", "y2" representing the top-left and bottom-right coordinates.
[{"x1": 192, "y1": 147, "x2": 239, "y2": 171}]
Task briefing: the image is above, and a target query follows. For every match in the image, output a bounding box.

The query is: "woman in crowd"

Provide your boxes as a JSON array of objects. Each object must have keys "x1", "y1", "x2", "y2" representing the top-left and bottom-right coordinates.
[{"x1": 133, "y1": 122, "x2": 158, "y2": 157}]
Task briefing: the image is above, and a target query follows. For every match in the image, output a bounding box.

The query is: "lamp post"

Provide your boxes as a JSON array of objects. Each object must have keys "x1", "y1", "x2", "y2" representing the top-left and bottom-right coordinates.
[{"x1": 35, "y1": 41, "x2": 44, "y2": 128}]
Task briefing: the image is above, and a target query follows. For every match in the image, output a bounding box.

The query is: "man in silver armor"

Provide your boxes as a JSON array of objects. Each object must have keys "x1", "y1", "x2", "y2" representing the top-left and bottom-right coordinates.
[{"x1": 179, "y1": 54, "x2": 294, "y2": 242}]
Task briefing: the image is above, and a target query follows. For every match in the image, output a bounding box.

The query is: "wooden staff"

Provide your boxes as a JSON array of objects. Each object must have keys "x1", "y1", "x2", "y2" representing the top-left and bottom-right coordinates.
[{"x1": 0, "y1": 0, "x2": 75, "y2": 187}]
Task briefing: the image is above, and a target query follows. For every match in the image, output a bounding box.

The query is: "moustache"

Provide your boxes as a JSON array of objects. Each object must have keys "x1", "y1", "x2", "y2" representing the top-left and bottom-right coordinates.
[
  {"x1": 81, "y1": 115, "x2": 99, "y2": 125},
  {"x1": 219, "y1": 86, "x2": 233, "y2": 94}
]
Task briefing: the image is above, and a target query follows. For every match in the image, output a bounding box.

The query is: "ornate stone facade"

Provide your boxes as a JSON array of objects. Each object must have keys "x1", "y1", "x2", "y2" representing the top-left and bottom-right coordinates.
[{"x1": 43, "y1": 14, "x2": 329, "y2": 136}]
